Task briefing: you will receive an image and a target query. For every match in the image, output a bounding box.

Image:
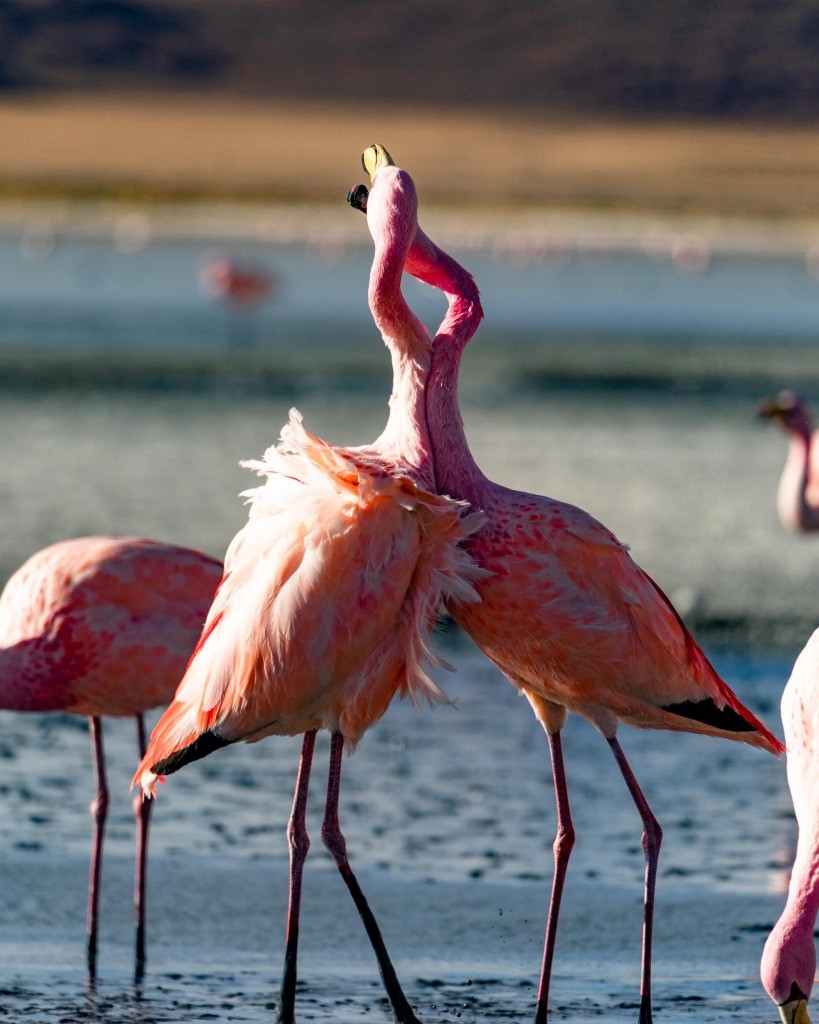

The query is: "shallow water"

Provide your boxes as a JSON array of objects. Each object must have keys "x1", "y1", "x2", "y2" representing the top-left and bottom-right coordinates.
[
  {"x1": 0, "y1": 385, "x2": 807, "y2": 1022},
  {"x1": 0, "y1": 232, "x2": 813, "y2": 1019},
  {"x1": 0, "y1": 385, "x2": 815, "y2": 630},
  {"x1": 0, "y1": 227, "x2": 818, "y2": 346},
  {"x1": 0, "y1": 639, "x2": 795, "y2": 1022}
]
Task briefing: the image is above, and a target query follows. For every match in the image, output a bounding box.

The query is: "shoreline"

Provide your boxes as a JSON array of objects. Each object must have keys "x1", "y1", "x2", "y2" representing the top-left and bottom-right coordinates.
[{"x1": 0, "y1": 195, "x2": 817, "y2": 260}]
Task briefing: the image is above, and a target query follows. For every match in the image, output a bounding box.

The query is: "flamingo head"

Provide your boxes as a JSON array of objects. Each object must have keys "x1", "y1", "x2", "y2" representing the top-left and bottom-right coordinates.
[
  {"x1": 761, "y1": 916, "x2": 815, "y2": 1024},
  {"x1": 353, "y1": 145, "x2": 418, "y2": 260},
  {"x1": 346, "y1": 144, "x2": 399, "y2": 217},
  {"x1": 758, "y1": 391, "x2": 814, "y2": 439}
]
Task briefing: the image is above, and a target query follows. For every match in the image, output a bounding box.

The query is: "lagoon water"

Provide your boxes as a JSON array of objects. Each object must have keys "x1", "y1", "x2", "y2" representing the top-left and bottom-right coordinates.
[{"x1": 0, "y1": 221, "x2": 815, "y2": 1021}]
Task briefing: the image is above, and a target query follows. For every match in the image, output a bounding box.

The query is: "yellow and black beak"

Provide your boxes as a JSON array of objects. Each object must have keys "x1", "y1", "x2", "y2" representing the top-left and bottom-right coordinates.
[
  {"x1": 777, "y1": 995, "x2": 812, "y2": 1024},
  {"x1": 362, "y1": 144, "x2": 395, "y2": 183}
]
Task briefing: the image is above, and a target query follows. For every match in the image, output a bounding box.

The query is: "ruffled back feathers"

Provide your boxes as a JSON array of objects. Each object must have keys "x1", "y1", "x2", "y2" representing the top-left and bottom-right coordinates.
[{"x1": 134, "y1": 410, "x2": 487, "y2": 795}]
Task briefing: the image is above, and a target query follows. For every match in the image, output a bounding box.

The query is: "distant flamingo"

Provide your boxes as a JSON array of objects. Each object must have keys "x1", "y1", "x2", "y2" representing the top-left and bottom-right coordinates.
[
  {"x1": 198, "y1": 256, "x2": 274, "y2": 308},
  {"x1": 350, "y1": 145, "x2": 785, "y2": 1024},
  {"x1": 134, "y1": 161, "x2": 484, "y2": 1024},
  {"x1": 759, "y1": 391, "x2": 819, "y2": 533},
  {"x1": 0, "y1": 535, "x2": 222, "y2": 980},
  {"x1": 761, "y1": 629, "x2": 819, "y2": 1024}
]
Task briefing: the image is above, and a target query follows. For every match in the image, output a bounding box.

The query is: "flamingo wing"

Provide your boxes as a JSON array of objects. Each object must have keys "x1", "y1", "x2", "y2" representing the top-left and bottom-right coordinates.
[
  {"x1": 475, "y1": 497, "x2": 782, "y2": 753},
  {"x1": 135, "y1": 411, "x2": 485, "y2": 793}
]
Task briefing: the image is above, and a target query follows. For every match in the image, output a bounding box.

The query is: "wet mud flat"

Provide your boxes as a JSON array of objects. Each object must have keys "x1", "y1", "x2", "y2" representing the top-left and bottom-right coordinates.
[
  {"x1": 0, "y1": 854, "x2": 787, "y2": 1022},
  {"x1": 0, "y1": 642, "x2": 795, "y2": 1023}
]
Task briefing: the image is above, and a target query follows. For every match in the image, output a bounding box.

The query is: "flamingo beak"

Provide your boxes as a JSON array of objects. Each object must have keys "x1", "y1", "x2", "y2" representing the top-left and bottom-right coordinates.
[
  {"x1": 757, "y1": 397, "x2": 784, "y2": 421},
  {"x1": 346, "y1": 184, "x2": 369, "y2": 214},
  {"x1": 777, "y1": 996, "x2": 812, "y2": 1024},
  {"x1": 362, "y1": 144, "x2": 395, "y2": 183}
]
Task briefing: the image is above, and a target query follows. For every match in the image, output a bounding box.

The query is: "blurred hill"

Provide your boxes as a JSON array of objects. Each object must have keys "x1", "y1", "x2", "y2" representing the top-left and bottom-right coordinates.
[{"x1": 0, "y1": 0, "x2": 817, "y2": 118}]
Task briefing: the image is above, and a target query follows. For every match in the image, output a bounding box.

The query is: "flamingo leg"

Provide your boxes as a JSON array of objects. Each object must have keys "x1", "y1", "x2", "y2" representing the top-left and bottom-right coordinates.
[
  {"x1": 608, "y1": 736, "x2": 663, "y2": 1024},
  {"x1": 87, "y1": 715, "x2": 109, "y2": 982},
  {"x1": 133, "y1": 713, "x2": 152, "y2": 981},
  {"x1": 276, "y1": 730, "x2": 317, "y2": 1024},
  {"x1": 321, "y1": 732, "x2": 422, "y2": 1024},
  {"x1": 534, "y1": 730, "x2": 575, "y2": 1024}
]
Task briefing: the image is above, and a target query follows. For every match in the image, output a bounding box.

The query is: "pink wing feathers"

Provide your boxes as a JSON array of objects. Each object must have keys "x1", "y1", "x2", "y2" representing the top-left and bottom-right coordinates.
[
  {"x1": 135, "y1": 411, "x2": 486, "y2": 794},
  {"x1": 467, "y1": 494, "x2": 783, "y2": 754},
  {"x1": 0, "y1": 537, "x2": 222, "y2": 716}
]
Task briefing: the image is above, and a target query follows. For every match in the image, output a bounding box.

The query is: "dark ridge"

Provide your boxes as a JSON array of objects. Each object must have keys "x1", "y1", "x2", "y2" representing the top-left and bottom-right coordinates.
[
  {"x1": 151, "y1": 729, "x2": 230, "y2": 776},
  {"x1": 0, "y1": 0, "x2": 817, "y2": 117},
  {"x1": 662, "y1": 699, "x2": 754, "y2": 732}
]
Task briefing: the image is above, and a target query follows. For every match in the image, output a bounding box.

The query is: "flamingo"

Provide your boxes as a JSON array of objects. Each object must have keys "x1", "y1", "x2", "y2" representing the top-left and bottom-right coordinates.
[
  {"x1": 198, "y1": 256, "x2": 274, "y2": 308},
  {"x1": 0, "y1": 535, "x2": 222, "y2": 980},
  {"x1": 350, "y1": 145, "x2": 785, "y2": 1024},
  {"x1": 133, "y1": 159, "x2": 484, "y2": 1024},
  {"x1": 759, "y1": 391, "x2": 819, "y2": 533},
  {"x1": 761, "y1": 628, "x2": 819, "y2": 1024}
]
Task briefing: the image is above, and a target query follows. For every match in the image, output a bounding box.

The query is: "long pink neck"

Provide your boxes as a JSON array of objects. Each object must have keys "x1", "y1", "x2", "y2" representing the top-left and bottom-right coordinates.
[
  {"x1": 763, "y1": 827, "x2": 819, "y2": 1004},
  {"x1": 406, "y1": 227, "x2": 488, "y2": 505},
  {"x1": 779, "y1": 428, "x2": 819, "y2": 532},
  {"x1": 368, "y1": 185, "x2": 434, "y2": 490}
]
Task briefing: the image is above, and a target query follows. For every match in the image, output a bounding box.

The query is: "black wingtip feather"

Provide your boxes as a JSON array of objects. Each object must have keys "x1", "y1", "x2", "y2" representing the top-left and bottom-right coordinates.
[
  {"x1": 662, "y1": 698, "x2": 755, "y2": 732},
  {"x1": 150, "y1": 730, "x2": 231, "y2": 777}
]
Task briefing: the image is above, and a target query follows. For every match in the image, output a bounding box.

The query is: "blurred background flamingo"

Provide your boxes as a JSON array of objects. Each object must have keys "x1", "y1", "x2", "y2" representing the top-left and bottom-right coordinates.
[
  {"x1": 198, "y1": 253, "x2": 278, "y2": 350},
  {"x1": 759, "y1": 391, "x2": 819, "y2": 533},
  {"x1": 353, "y1": 145, "x2": 784, "y2": 1024},
  {"x1": 198, "y1": 255, "x2": 275, "y2": 309},
  {"x1": 761, "y1": 627, "x2": 819, "y2": 1024},
  {"x1": 0, "y1": 535, "x2": 222, "y2": 981},
  {"x1": 135, "y1": 161, "x2": 483, "y2": 1024}
]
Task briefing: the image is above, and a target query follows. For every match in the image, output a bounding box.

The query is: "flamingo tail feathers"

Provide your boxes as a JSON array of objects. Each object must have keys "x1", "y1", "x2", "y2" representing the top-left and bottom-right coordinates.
[
  {"x1": 638, "y1": 571, "x2": 785, "y2": 756},
  {"x1": 660, "y1": 695, "x2": 783, "y2": 754}
]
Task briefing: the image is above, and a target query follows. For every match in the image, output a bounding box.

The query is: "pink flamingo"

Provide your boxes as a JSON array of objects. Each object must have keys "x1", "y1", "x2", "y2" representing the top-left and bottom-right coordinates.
[
  {"x1": 351, "y1": 145, "x2": 785, "y2": 1024},
  {"x1": 759, "y1": 391, "x2": 819, "y2": 533},
  {"x1": 0, "y1": 535, "x2": 222, "y2": 980},
  {"x1": 134, "y1": 158, "x2": 484, "y2": 1024},
  {"x1": 198, "y1": 256, "x2": 274, "y2": 308},
  {"x1": 761, "y1": 628, "x2": 819, "y2": 1024}
]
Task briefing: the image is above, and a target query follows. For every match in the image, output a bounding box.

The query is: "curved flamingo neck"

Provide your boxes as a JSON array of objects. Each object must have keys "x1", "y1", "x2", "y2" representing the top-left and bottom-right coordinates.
[
  {"x1": 406, "y1": 227, "x2": 488, "y2": 504},
  {"x1": 763, "y1": 831, "x2": 819, "y2": 1004},
  {"x1": 366, "y1": 171, "x2": 434, "y2": 489},
  {"x1": 779, "y1": 430, "x2": 819, "y2": 532}
]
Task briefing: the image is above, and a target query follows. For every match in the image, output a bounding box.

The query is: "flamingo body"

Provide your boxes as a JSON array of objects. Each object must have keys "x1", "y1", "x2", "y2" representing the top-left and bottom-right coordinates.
[
  {"x1": 761, "y1": 628, "x2": 819, "y2": 1024},
  {"x1": 0, "y1": 534, "x2": 222, "y2": 979},
  {"x1": 138, "y1": 412, "x2": 481, "y2": 783},
  {"x1": 0, "y1": 536, "x2": 222, "y2": 717},
  {"x1": 453, "y1": 486, "x2": 778, "y2": 747}
]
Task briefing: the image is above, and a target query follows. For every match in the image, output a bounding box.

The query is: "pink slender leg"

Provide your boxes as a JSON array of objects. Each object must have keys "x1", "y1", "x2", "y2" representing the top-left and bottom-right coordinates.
[
  {"x1": 133, "y1": 713, "x2": 152, "y2": 981},
  {"x1": 321, "y1": 732, "x2": 422, "y2": 1024},
  {"x1": 276, "y1": 730, "x2": 317, "y2": 1024},
  {"x1": 87, "y1": 715, "x2": 109, "y2": 982},
  {"x1": 534, "y1": 730, "x2": 575, "y2": 1024},
  {"x1": 608, "y1": 737, "x2": 663, "y2": 1024}
]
